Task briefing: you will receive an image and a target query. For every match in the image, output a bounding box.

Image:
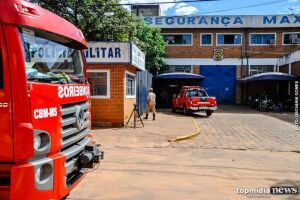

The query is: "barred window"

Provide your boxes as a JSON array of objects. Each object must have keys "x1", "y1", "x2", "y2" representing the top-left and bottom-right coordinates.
[
  {"x1": 126, "y1": 72, "x2": 136, "y2": 97},
  {"x1": 249, "y1": 65, "x2": 275, "y2": 76},
  {"x1": 217, "y1": 33, "x2": 242, "y2": 45},
  {"x1": 201, "y1": 34, "x2": 213, "y2": 46},
  {"x1": 162, "y1": 34, "x2": 192, "y2": 45},
  {"x1": 168, "y1": 65, "x2": 192, "y2": 73},
  {"x1": 88, "y1": 71, "x2": 110, "y2": 98},
  {"x1": 250, "y1": 34, "x2": 276, "y2": 45},
  {"x1": 283, "y1": 33, "x2": 300, "y2": 45}
]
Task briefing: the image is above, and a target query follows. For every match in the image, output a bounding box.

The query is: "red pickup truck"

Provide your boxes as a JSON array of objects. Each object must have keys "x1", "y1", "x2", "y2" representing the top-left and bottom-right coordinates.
[{"x1": 172, "y1": 86, "x2": 217, "y2": 116}]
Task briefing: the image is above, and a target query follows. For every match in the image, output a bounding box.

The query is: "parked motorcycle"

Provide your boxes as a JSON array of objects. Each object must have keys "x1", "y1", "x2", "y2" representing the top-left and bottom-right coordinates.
[{"x1": 247, "y1": 96, "x2": 260, "y2": 109}]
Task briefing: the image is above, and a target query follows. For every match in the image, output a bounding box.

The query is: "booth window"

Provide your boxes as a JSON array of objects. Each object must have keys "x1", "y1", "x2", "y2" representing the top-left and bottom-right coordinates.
[
  {"x1": 126, "y1": 72, "x2": 136, "y2": 97},
  {"x1": 283, "y1": 33, "x2": 300, "y2": 45},
  {"x1": 249, "y1": 65, "x2": 275, "y2": 76},
  {"x1": 217, "y1": 33, "x2": 242, "y2": 45},
  {"x1": 87, "y1": 70, "x2": 110, "y2": 98},
  {"x1": 250, "y1": 33, "x2": 276, "y2": 45},
  {"x1": 162, "y1": 34, "x2": 192, "y2": 45},
  {"x1": 200, "y1": 34, "x2": 213, "y2": 46}
]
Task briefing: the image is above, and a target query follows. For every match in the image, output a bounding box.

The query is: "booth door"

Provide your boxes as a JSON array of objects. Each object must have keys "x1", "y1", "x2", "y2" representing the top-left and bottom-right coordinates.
[{"x1": 200, "y1": 65, "x2": 236, "y2": 104}]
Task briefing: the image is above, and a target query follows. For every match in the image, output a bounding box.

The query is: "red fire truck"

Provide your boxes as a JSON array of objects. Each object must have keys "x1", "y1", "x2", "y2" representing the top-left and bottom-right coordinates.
[{"x1": 0, "y1": 0, "x2": 103, "y2": 199}]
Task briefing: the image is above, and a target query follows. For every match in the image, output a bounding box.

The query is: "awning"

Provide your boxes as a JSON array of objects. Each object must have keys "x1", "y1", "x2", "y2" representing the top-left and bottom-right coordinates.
[
  {"x1": 238, "y1": 72, "x2": 297, "y2": 83},
  {"x1": 154, "y1": 72, "x2": 205, "y2": 80}
]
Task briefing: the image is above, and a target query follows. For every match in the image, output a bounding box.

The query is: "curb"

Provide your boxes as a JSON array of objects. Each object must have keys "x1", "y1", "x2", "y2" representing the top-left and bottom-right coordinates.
[{"x1": 168, "y1": 117, "x2": 201, "y2": 142}]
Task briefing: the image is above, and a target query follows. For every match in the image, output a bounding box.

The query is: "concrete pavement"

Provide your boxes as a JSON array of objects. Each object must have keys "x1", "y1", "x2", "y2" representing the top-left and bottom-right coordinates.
[{"x1": 68, "y1": 106, "x2": 300, "y2": 200}]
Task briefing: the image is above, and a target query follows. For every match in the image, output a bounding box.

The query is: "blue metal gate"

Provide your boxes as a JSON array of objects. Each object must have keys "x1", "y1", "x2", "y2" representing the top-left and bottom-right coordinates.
[
  {"x1": 136, "y1": 70, "x2": 153, "y2": 114},
  {"x1": 200, "y1": 65, "x2": 236, "y2": 104}
]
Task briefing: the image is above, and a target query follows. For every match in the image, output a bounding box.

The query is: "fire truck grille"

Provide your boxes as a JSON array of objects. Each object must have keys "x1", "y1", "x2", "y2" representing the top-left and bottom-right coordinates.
[{"x1": 60, "y1": 101, "x2": 90, "y2": 149}]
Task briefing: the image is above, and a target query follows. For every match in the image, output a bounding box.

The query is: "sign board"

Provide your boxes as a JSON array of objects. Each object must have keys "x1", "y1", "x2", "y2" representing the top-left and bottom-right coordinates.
[
  {"x1": 144, "y1": 15, "x2": 300, "y2": 28},
  {"x1": 85, "y1": 42, "x2": 130, "y2": 63},
  {"x1": 85, "y1": 42, "x2": 145, "y2": 71},
  {"x1": 131, "y1": 43, "x2": 145, "y2": 71}
]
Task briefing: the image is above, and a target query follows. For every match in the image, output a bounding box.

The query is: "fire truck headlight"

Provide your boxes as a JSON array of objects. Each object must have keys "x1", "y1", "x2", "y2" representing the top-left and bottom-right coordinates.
[{"x1": 34, "y1": 130, "x2": 51, "y2": 156}]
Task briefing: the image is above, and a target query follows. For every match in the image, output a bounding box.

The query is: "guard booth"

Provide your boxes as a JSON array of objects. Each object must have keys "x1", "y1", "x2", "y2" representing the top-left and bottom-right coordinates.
[
  {"x1": 153, "y1": 73, "x2": 205, "y2": 108},
  {"x1": 85, "y1": 42, "x2": 145, "y2": 127},
  {"x1": 239, "y1": 72, "x2": 298, "y2": 103}
]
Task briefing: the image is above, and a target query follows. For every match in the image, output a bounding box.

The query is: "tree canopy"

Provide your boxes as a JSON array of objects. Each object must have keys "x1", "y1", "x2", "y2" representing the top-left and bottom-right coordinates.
[{"x1": 134, "y1": 19, "x2": 166, "y2": 74}]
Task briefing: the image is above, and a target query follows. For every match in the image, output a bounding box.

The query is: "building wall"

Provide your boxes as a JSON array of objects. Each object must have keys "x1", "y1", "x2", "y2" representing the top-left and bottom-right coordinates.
[
  {"x1": 161, "y1": 28, "x2": 300, "y2": 59},
  {"x1": 87, "y1": 64, "x2": 137, "y2": 127},
  {"x1": 124, "y1": 65, "x2": 138, "y2": 124},
  {"x1": 280, "y1": 61, "x2": 300, "y2": 77}
]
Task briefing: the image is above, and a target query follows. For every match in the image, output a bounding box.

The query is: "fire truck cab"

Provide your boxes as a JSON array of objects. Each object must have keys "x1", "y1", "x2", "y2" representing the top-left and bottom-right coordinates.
[{"x1": 0, "y1": 0, "x2": 102, "y2": 199}]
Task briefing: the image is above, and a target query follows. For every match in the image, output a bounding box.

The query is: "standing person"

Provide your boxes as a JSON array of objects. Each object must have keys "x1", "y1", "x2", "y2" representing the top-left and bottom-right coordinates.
[{"x1": 145, "y1": 88, "x2": 156, "y2": 120}]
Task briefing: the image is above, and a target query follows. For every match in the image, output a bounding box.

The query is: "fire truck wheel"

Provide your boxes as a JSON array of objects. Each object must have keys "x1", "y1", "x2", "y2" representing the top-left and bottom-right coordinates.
[{"x1": 61, "y1": 194, "x2": 70, "y2": 200}]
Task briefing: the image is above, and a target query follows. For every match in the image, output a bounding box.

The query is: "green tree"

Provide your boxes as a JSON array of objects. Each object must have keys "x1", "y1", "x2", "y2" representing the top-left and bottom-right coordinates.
[
  {"x1": 31, "y1": 0, "x2": 136, "y2": 42},
  {"x1": 31, "y1": 0, "x2": 166, "y2": 74},
  {"x1": 133, "y1": 19, "x2": 166, "y2": 74}
]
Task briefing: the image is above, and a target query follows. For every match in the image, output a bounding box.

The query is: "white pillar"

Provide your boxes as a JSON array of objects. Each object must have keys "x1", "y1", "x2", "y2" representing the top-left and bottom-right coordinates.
[{"x1": 289, "y1": 54, "x2": 292, "y2": 75}]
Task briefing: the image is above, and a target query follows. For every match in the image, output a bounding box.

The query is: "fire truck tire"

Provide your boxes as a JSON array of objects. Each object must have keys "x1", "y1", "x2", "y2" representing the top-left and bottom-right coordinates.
[
  {"x1": 61, "y1": 194, "x2": 70, "y2": 200},
  {"x1": 205, "y1": 110, "x2": 213, "y2": 117}
]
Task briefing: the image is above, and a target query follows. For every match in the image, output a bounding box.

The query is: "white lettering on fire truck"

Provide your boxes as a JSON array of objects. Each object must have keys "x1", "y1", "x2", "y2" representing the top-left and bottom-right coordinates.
[
  {"x1": 0, "y1": 102, "x2": 8, "y2": 108},
  {"x1": 34, "y1": 107, "x2": 58, "y2": 119},
  {"x1": 58, "y1": 86, "x2": 90, "y2": 98}
]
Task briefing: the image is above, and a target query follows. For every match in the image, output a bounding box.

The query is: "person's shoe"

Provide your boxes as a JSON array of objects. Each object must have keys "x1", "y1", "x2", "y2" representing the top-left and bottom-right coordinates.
[
  {"x1": 144, "y1": 114, "x2": 148, "y2": 120},
  {"x1": 153, "y1": 114, "x2": 155, "y2": 121}
]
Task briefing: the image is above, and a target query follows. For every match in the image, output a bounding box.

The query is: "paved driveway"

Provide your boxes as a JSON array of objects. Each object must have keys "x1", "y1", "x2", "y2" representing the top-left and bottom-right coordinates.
[
  {"x1": 69, "y1": 105, "x2": 300, "y2": 200},
  {"x1": 175, "y1": 105, "x2": 300, "y2": 152}
]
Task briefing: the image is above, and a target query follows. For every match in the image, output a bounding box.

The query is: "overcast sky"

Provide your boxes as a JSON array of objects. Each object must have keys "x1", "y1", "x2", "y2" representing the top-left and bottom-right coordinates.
[{"x1": 121, "y1": 0, "x2": 300, "y2": 16}]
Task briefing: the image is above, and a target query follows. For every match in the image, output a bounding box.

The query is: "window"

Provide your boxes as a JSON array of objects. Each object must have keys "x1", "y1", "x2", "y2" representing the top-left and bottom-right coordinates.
[
  {"x1": 200, "y1": 33, "x2": 213, "y2": 46},
  {"x1": 217, "y1": 33, "x2": 242, "y2": 45},
  {"x1": 19, "y1": 28, "x2": 85, "y2": 85},
  {"x1": 283, "y1": 33, "x2": 300, "y2": 45},
  {"x1": 126, "y1": 72, "x2": 136, "y2": 97},
  {"x1": 250, "y1": 33, "x2": 276, "y2": 45},
  {"x1": 167, "y1": 65, "x2": 192, "y2": 73},
  {"x1": 162, "y1": 34, "x2": 192, "y2": 45},
  {"x1": 249, "y1": 65, "x2": 275, "y2": 76},
  {"x1": 87, "y1": 70, "x2": 110, "y2": 98},
  {"x1": 186, "y1": 90, "x2": 207, "y2": 97}
]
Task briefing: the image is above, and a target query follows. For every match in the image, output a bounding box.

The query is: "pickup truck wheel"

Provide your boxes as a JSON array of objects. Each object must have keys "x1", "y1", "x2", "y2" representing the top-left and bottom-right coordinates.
[
  {"x1": 183, "y1": 105, "x2": 188, "y2": 115},
  {"x1": 172, "y1": 106, "x2": 176, "y2": 113},
  {"x1": 205, "y1": 110, "x2": 213, "y2": 117}
]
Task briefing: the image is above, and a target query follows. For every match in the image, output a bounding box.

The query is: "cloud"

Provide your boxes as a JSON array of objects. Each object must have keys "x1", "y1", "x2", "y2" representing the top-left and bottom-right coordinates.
[
  {"x1": 288, "y1": 0, "x2": 299, "y2": 2},
  {"x1": 175, "y1": 6, "x2": 198, "y2": 15},
  {"x1": 120, "y1": 0, "x2": 177, "y2": 15},
  {"x1": 174, "y1": 2, "x2": 198, "y2": 15}
]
